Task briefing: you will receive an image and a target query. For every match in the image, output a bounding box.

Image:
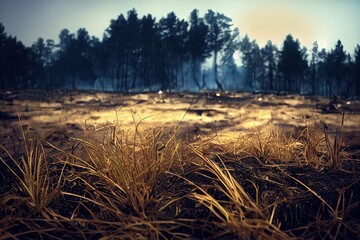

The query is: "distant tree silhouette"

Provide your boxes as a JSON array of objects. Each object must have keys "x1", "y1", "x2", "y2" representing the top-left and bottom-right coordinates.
[
  {"x1": 138, "y1": 14, "x2": 157, "y2": 89},
  {"x1": 323, "y1": 40, "x2": 347, "y2": 97},
  {"x1": 0, "y1": 23, "x2": 30, "y2": 89},
  {"x1": 158, "y1": 12, "x2": 188, "y2": 90},
  {"x1": 205, "y1": 10, "x2": 232, "y2": 91},
  {"x1": 125, "y1": 9, "x2": 141, "y2": 91},
  {"x1": 105, "y1": 14, "x2": 127, "y2": 90},
  {"x1": 240, "y1": 35, "x2": 264, "y2": 91},
  {"x1": 333, "y1": 40, "x2": 347, "y2": 96},
  {"x1": 278, "y1": 34, "x2": 307, "y2": 92},
  {"x1": 90, "y1": 36, "x2": 107, "y2": 90},
  {"x1": 173, "y1": 18, "x2": 189, "y2": 89},
  {"x1": 0, "y1": 23, "x2": 7, "y2": 89},
  {"x1": 251, "y1": 41, "x2": 265, "y2": 90},
  {"x1": 220, "y1": 27, "x2": 240, "y2": 90},
  {"x1": 310, "y1": 41, "x2": 319, "y2": 95},
  {"x1": 324, "y1": 49, "x2": 336, "y2": 96},
  {"x1": 54, "y1": 29, "x2": 75, "y2": 88},
  {"x1": 355, "y1": 45, "x2": 360, "y2": 96},
  {"x1": 73, "y1": 28, "x2": 96, "y2": 89},
  {"x1": 1, "y1": 10, "x2": 359, "y2": 97},
  {"x1": 30, "y1": 38, "x2": 47, "y2": 88},
  {"x1": 346, "y1": 53, "x2": 356, "y2": 97},
  {"x1": 315, "y1": 48, "x2": 328, "y2": 96},
  {"x1": 239, "y1": 35, "x2": 253, "y2": 89},
  {"x1": 262, "y1": 40, "x2": 278, "y2": 91},
  {"x1": 188, "y1": 9, "x2": 209, "y2": 89},
  {"x1": 300, "y1": 45, "x2": 309, "y2": 92}
]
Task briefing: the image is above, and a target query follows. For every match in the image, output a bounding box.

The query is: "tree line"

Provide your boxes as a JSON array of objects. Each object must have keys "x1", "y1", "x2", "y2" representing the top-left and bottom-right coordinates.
[{"x1": 1, "y1": 8, "x2": 360, "y2": 97}]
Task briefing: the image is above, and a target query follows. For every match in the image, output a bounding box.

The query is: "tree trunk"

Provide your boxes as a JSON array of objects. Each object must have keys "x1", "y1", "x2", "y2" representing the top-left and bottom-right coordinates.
[
  {"x1": 192, "y1": 59, "x2": 201, "y2": 90},
  {"x1": 213, "y1": 50, "x2": 224, "y2": 92},
  {"x1": 268, "y1": 65, "x2": 272, "y2": 91}
]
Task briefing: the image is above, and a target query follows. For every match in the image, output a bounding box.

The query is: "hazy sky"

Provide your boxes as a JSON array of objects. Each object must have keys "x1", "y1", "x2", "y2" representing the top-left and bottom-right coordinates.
[{"x1": 1, "y1": 0, "x2": 359, "y2": 53}]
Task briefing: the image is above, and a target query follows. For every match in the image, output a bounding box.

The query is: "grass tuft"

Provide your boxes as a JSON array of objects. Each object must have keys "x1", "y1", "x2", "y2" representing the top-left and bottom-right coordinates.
[{"x1": 0, "y1": 117, "x2": 64, "y2": 214}]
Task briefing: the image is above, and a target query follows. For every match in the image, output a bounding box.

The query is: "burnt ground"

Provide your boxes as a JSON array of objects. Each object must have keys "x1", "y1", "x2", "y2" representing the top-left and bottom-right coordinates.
[{"x1": 0, "y1": 90, "x2": 360, "y2": 239}]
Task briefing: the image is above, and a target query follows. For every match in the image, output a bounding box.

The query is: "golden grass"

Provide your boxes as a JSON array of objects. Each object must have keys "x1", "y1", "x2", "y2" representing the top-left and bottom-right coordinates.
[
  {"x1": 221, "y1": 115, "x2": 349, "y2": 170},
  {"x1": 171, "y1": 145, "x2": 292, "y2": 240},
  {"x1": 75, "y1": 119, "x2": 185, "y2": 215},
  {"x1": 0, "y1": 118, "x2": 65, "y2": 214},
  {"x1": 0, "y1": 115, "x2": 358, "y2": 239}
]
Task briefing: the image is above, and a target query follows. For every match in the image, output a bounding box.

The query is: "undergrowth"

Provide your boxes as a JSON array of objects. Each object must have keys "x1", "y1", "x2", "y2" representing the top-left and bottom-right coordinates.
[{"x1": 0, "y1": 116, "x2": 359, "y2": 239}]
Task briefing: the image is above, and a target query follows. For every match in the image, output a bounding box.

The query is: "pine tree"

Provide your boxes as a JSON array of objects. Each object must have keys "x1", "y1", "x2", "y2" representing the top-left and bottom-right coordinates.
[
  {"x1": 278, "y1": 34, "x2": 307, "y2": 92},
  {"x1": 354, "y1": 45, "x2": 360, "y2": 96},
  {"x1": 205, "y1": 10, "x2": 232, "y2": 91},
  {"x1": 188, "y1": 9, "x2": 209, "y2": 90},
  {"x1": 105, "y1": 14, "x2": 127, "y2": 90},
  {"x1": 220, "y1": 27, "x2": 240, "y2": 90},
  {"x1": 333, "y1": 40, "x2": 346, "y2": 95},
  {"x1": 262, "y1": 40, "x2": 278, "y2": 91},
  {"x1": 240, "y1": 35, "x2": 264, "y2": 91},
  {"x1": 310, "y1": 41, "x2": 319, "y2": 94}
]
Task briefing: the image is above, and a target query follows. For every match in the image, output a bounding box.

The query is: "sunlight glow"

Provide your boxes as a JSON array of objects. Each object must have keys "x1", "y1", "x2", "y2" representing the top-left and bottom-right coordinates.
[{"x1": 318, "y1": 40, "x2": 328, "y2": 50}]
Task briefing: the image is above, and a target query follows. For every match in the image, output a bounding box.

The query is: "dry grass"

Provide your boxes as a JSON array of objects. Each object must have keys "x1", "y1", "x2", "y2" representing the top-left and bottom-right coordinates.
[
  {"x1": 0, "y1": 118, "x2": 65, "y2": 215},
  {"x1": 0, "y1": 115, "x2": 358, "y2": 239},
  {"x1": 64, "y1": 119, "x2": 184, "y2": 216},
  {"x1": 171, "y1": 145, "x2": 292, "y2": 240},
  {"x1": 287, "y1": 188, "x2": 359, "y2": 239},
  {"x1": 224, "y1": 115, "x2": 349, "y2": 170},
  {"x1": 323, "y1": 113, "x2": 349, "y2": 168}
]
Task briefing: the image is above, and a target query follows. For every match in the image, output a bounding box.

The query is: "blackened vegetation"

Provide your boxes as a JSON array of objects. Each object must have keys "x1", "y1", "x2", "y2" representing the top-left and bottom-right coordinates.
[
  {"x1": 1, "y1": 133, "x2": 359, "y2": 239},
  {"x1": 0, "y1": 9, "x2": 360, "y2": 97},
  {"x1": 0, "y1": 100, "x2": 359, "y2": 238}
]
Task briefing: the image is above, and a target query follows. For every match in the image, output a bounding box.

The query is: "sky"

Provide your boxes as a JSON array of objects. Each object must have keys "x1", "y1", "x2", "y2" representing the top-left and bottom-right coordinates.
[{"x1": 0, "y1": 0, "x2": 359, "y2": 54}]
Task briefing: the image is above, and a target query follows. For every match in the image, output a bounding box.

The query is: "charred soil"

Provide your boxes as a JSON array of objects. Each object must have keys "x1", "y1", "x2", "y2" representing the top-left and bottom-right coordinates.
[{"x1": 1, "y1": 90, "x2": 360, "y2": 239}]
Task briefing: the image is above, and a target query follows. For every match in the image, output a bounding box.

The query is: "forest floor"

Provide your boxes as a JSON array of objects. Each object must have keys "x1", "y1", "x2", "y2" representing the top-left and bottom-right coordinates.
[{"x1": 0, "y1": 90, "x2": 360, "y2": 239}]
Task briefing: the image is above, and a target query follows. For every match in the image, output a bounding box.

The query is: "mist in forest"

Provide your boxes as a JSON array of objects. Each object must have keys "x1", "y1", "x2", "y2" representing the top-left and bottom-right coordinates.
[{"x1": 1, "y1": 8, "x2": 360, "y2": 98}]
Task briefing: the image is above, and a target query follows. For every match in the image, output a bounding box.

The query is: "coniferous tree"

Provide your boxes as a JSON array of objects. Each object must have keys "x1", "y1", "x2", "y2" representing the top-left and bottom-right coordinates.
[
  {"x1": 91, "y1": 36, "x2": 108, "y2": 90},
  {"x1": 125, "y1": 9, "x2": 141, "y2": 90},
  {"x1": 240, "y1": 36, "x2": 264, "y2": 91},
  {"x1": 138, "y1": 14, "x2": 157, "y2": 89},
  {"x1": 158, "y1": 12, "x2": 188, "y2": 90},
  {"x1": 0, "y1": 25, "x2": 30, "y2": 90},
  {"x1": 30, "y1": 38, "x2": 46, "y2": 88},
  {"x1": 205, "y1": 10, "x2": 232, "y2": 91},
  {"x1": 55, "y1": 29, "x2": 75, "y2": 88},
  {"x1": 310, "y1": 41, "x2": 319, "y2": 95},
  {"x1": 54, "y1": 28, "x2": 95, "y2": 90},
  {"x1": 105, "y1": 14, "x2": 127, "y2": 90},
  {"x1": 73, "y1": 28, "x2": 95, "y2": 89},
  {"x1": 316, "y1": 48, "x2": 328, "y2": 95},
  {"x1": 220, "y1": 27, "x2": 240, "y2": 90},
  {"x1": 344, "y1": 53, "x2": 354, "y2": 97},
  {"x1": 278, "y1": 34, "x2": 307, "y2": 92},
  {"x1": 332, "y1": 40, "x2": 346, "y2": 95},
  {"x1": 355, "y1": 45, "x2": 360, "y2": 96},
  {"x1": 173, "y1": 18, "x2": 189, "y2": 89},
  {"x1": 300, "y1": 46, "x2": 309, "y2": 93},
  {"x1": 188, "y1": 9, "x2": 209, "y2": 90},
  {"x1": 0, "y1": 23, "x2": 8, "y2": 89},
  {"x1": 324, "y1": 49, "x2": 336, "y2": 96},
  {"x1": 239, "y1": 35, "x2": 253, "y2": 90},
  {"x1": 262, "y1": 40, "x2": 278, "y2": 91},
  {"x1": 252, "y1": 41, "x2": 265, "y2": 91},
  {"x1": 159, "y1": 12, "x2": 177, "y2": 89},
  {"x1": 28, "y1": 38, "x2": 55, "y2": 89}
]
